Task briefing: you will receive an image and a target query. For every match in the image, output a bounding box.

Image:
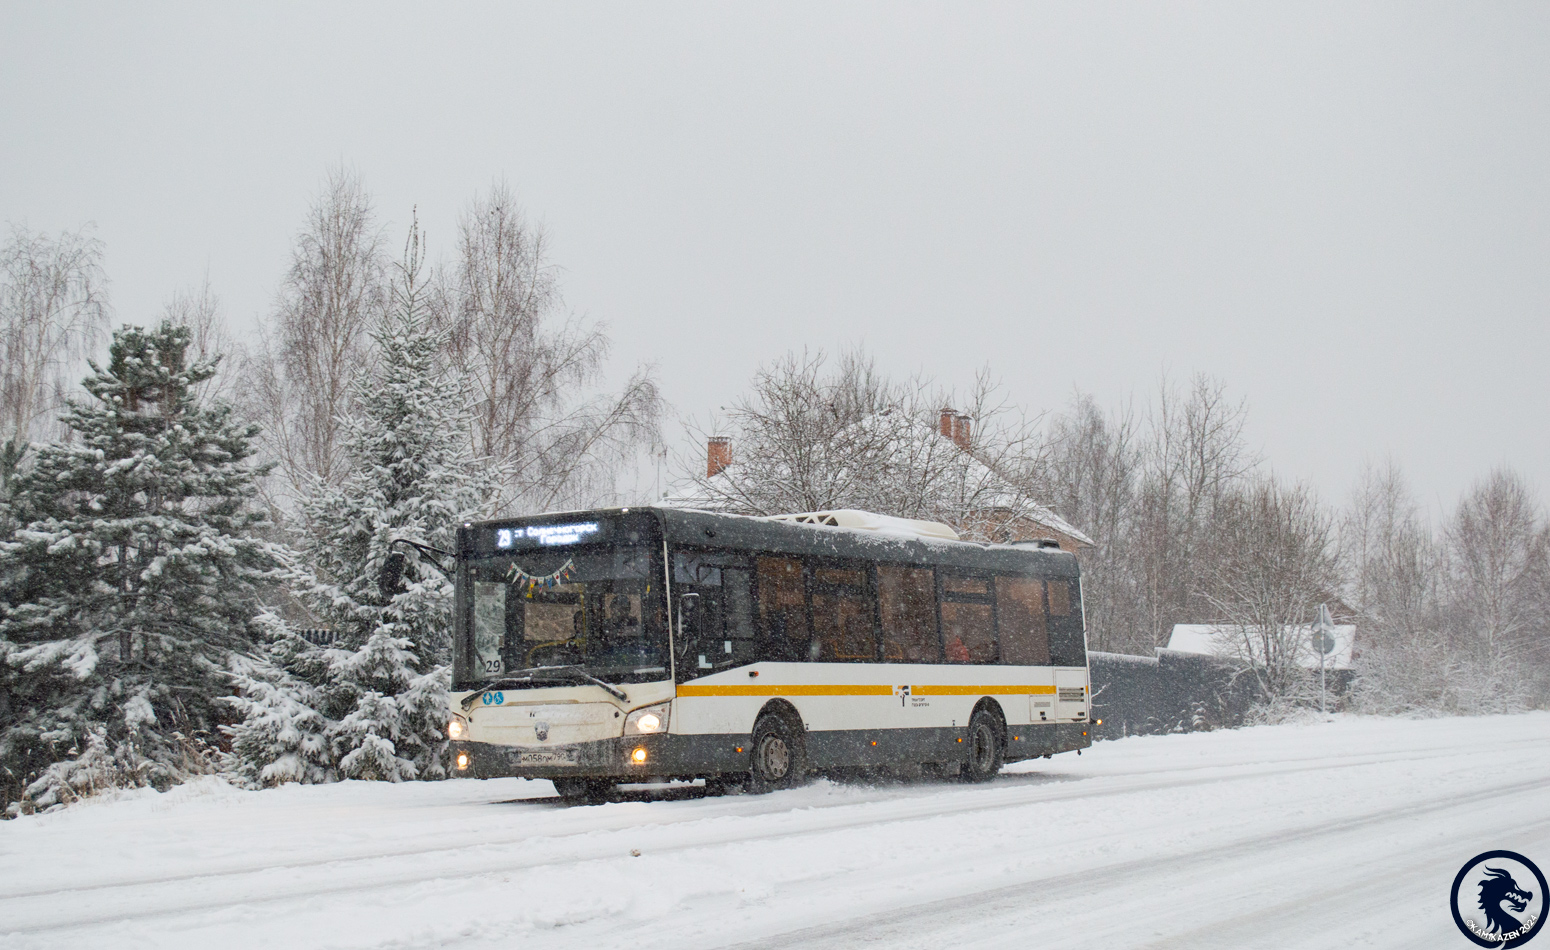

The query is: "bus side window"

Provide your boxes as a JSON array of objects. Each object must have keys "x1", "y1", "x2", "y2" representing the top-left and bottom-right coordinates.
[
  {"x1": 756, "y1": 556, "x2": 809, "y2": 661},
  {"x1": 809, "y1": 564, "x2": 874, "y2": 662},
  {"x1": 877, "y1": 565, "x2": 938, "y2": 663},
  {"x1": 940, "y1": 573, "x2": 996, "y2": 664},
  {"x1": 1046, "y1": 578, "x2": 1086, "y2": 666},
  {"x1": 995, "y1": 576, "x2": 1050, "y2": 665}
]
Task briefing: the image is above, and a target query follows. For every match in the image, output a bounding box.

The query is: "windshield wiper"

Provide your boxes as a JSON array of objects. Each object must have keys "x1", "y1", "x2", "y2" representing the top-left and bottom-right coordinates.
[{"x1": 461, "y1": 665, "x2": 628, "y2": 709}]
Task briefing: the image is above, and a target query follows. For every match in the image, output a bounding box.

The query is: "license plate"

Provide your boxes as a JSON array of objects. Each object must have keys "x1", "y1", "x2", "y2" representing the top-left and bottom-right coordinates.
[{"x1": 517, "y1": 749, "x2": 579, "y2": 766}]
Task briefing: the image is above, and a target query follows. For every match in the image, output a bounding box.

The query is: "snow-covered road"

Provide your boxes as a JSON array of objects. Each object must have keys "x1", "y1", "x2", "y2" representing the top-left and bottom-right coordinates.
[{"x1": 2, "y1": 713, "x2": 1546, "y2": 950}]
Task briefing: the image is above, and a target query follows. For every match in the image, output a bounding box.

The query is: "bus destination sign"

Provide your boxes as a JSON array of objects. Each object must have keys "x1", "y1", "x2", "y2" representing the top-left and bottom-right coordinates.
[{"x1": 496, "y1": 522, "x2": 602, "y2": 548}]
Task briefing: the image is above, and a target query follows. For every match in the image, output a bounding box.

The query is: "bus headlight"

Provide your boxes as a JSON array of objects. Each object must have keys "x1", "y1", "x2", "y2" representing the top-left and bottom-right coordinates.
[
  {"x1": 448, "y1": 715, "x2": 467, "y2": 740},
  {"x1": 624, "y1": 703, "x2": 670, "y2": 736}
]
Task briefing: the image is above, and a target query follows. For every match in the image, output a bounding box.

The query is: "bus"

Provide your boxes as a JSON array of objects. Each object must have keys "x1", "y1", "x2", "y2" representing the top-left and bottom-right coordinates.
[{"x1": 446, "y1": 506, "x2": 1092, "y2": 798}]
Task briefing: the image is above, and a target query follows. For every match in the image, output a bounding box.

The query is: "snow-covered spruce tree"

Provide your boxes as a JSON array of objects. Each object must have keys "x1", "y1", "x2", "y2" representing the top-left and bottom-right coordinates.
[
  {"x1": 226, "y1": 218, "x2": 500, "y2": 785},
  {"x1": 0, "y1": 323, "x2": 278, "y2": 814}
]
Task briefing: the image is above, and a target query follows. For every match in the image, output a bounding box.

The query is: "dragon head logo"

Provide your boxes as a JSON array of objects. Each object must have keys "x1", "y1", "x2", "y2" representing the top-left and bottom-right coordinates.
[
  {"x1": 1480, "y1": 867, "x2": 1536, "y2": 937},
  {"x1": 1453, "y1": 851, "x2": 1545, "y2": 948}
]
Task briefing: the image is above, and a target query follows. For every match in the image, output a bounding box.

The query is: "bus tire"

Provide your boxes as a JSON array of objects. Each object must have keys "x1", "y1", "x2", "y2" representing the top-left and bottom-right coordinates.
[
  {"x1": 553, "y1": 777, "x2": 614, "y2": 803},
  {"x1": 961, "y1": 708, "x2": 1004, "y2": 783},
  {"x1": 748, "y1": 713, "x2": 806, "y2": 793}
]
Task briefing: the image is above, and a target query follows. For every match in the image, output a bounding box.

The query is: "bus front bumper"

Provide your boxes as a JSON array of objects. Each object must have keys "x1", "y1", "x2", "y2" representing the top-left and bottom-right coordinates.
[{"x1": 451, "y1": 733, "x2": 749, "y2": 781}]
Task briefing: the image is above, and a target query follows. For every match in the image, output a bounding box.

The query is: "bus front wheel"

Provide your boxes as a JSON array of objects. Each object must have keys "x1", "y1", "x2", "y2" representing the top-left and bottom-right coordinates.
[
  {"x1": 961, "y1": 709, "x2": 1004, "y2": 783},
  {"x1": 748, "y1": 713, "x2": 806, "y2": 793}
]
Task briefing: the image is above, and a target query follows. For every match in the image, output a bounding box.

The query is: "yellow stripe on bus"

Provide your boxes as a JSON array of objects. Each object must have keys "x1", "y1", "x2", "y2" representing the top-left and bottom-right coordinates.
[
  {"x1": 675, "y1": 683, "x2": 1063, "y2": 698},
  {"x1": 676, "y1": 684, "x2": 894, "y2": 698},
  {"x1": 914, "y1": 684, "x2": 1060, "y2": 696}
]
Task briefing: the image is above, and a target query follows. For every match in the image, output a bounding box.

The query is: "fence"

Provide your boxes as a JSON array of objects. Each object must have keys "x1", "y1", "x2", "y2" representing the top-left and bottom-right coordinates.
[{"x1": 1088, "y1": 649, "x2": 1264, "y2": 739}]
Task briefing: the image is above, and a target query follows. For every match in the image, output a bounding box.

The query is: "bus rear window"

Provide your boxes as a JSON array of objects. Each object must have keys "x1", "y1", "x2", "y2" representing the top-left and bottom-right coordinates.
[
  {"x1": 995, "y1": 576, "x2": 1050, "y2": 665},
  {"x1": 1047, "y1": 579, "x2": 1073, "y2": 616},
  {"x1": 811, "y1": 571, "x2": 874, "y2": 662},
  {"x1": 942, "y1": 601, "x2": 995, "y2": 663},
  {"x1": 877, "y1": 565, "x2": 937, "y2": 663},
  {"x1": 757, "y1": 556, "x2": 809, "y2": 657}
]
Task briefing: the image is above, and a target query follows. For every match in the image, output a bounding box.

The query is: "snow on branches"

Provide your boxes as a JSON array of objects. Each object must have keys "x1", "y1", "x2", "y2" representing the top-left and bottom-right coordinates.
[
  {"x1": 225, "y1": 217, "x2": 502, "y2": 787},
  {"x1": 0, "y1": 322, "x2": 280, "y2": 814}
]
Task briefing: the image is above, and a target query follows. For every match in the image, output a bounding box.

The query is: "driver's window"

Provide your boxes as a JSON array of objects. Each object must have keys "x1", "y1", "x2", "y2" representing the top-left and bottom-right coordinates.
[{"x1": 591, "y1": 590, "x2": 643, "y2": 643}]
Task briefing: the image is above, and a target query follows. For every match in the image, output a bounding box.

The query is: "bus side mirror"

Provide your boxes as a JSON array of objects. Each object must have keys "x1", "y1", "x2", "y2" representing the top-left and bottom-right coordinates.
[{"x1": 378, "y1": 551, "x2": 407, "y2": 600}]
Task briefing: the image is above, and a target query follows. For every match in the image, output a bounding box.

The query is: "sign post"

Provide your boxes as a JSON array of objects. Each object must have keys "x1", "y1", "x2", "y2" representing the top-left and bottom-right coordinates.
[{"x1": 1312, "y1": 603, "x2": 1336, "y2": 717}]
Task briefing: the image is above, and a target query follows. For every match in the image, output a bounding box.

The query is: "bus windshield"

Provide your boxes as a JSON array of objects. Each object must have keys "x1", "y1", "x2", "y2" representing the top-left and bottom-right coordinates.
[{"x1": 457, "y1": 545, "x2": 669, "y2": 691}]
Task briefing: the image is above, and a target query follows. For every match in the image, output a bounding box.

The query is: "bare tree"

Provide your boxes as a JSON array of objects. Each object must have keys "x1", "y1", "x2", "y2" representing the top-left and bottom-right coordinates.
[
  {"x1": 673, "y1": 349, "x2": 1050, "y2": 540},
  {"x1": 1444, "y1": 469, "x2": 1549, "y2": 667},
  {"x1": 1342, "y1": 461, "x2": 1435, "y2": 640},
  {"x1": 1133, "y1": 372, "x2": 1258, "y2": 647},
  {"x1": 677, "y1": 349, "x2": 902, "y2": 515},
  {"x1": 1045, "y1": 392, "x2": 1146, "y2": 653},
  {"x1": 1203, "y1": 477, "x2": 1341, "y2": 703},
  {"x1": 243, "y1": 168, "x2": 388, "y2": 506},
  {"x1": 445, "y1": 182, "x2": 660, "y2": 512},
  {"x1": 161, "y1": 276, "x2": 240, "y2": 406},
  {"x1": 1342, "y1": 463, "x2": 1546, "y2": 713},
  {"x1": 0, "y1": 224, "x2": 110, "y2": 448}
]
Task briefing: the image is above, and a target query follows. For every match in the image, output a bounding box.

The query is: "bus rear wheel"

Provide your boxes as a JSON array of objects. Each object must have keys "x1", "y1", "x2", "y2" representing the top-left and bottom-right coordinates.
[
  {"x1": 553, "y1": 777, "x2": 614, "y2": 803},
  {"x1": 748, "y1": 713, "x2": 806, "y2": 793},
  {"x1": 961, "y1": 709, "x2": 1004, "y2": 783}
]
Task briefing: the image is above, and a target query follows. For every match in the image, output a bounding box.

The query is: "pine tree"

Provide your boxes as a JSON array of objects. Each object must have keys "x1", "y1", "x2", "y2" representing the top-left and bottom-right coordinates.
[
  {"x1": 0, "y1": 323, "x2": 278, "y2": 814},
  {"x1": 227, "y1": 217, "x2": 499, "y2": 785}
]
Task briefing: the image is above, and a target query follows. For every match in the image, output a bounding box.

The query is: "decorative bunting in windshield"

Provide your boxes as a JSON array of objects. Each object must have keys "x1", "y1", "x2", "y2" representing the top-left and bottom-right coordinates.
[{"x1": 507, "y1": 559, "x2": 576, "y2": 591}]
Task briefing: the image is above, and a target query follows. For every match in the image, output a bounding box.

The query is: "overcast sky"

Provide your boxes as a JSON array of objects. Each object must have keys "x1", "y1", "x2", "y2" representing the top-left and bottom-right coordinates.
[{"x1": 3, "y1": 3, "x2": 1546, "y2": 516}]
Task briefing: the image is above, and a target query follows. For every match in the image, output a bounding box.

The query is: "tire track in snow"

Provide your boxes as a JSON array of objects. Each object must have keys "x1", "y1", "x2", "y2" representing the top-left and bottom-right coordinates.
[
  {"x1": 3, "y1": 734, "x2": 1524, "y2": 905},
  {"x1": 0, "y1": 737, "x2": 1512, "y2": 923},
  {"x1": 719, "y1": 775, "x2": 1550, "y2": 950},
  {"x1": 4, "y1": 738, "x2": 1545, "y2": 937},
  {"x1": 1132, "y1": 814, "x2": 1550, "y2": 950}
]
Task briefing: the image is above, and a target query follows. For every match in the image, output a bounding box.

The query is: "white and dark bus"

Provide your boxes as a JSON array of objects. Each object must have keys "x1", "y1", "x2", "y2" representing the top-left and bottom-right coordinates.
[{"x1": 447, "y1": 506, "x2": 1091, "y2": 798}]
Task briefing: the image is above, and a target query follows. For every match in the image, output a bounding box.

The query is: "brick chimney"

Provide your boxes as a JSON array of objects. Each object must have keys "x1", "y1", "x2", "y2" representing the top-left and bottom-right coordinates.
[
  {"x1": 706, "y1": 436, "x2": 732, "y2": 478},
  {"x1": 954, "y1": 413, "x2": 971, "y2": 450},
  {"x1": 939, "y1": 408, "x2": 956, "y2": 440}
]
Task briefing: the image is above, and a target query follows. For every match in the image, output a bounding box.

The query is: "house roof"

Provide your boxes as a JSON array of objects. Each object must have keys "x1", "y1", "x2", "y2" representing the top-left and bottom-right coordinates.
[
  {"x1": 1166, "y1": 623, "x2": 1357, "y2": 671},
  {"x1": 665, "y1": 416, "x2": 1095, "y2": 547}
]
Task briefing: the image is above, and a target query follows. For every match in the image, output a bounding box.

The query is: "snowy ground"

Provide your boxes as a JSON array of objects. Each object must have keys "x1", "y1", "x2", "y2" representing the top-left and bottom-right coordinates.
[{"x1": 2, "y1": 713, "x2": 1547, "y2": 950}]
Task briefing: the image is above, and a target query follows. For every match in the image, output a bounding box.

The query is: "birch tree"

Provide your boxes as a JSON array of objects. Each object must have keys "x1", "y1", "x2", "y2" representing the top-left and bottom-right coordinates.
[
  {"x1": 162, "y1": 277, "x2": 240, "y2": 407},
  {"x1": 1045, "y1": 392, "x2": 1147, "y2": 653},
  {"x1": 1203, "y1": 478, "x2": 1340, "y2": 704},
  {"x1": 244, "y1": 168, "x2": 388, "y2": 507},
  {"x1": 0, "y1": 225, "x2": 110, "y2": 453},
  {"x1": 446, "y1": 182, "x2": 660, "y2": 512}
]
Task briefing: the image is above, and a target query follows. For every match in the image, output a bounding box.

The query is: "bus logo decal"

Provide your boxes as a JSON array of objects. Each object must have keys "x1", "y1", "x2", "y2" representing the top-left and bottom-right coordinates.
[{"x1": 893, "y1": 685, "x2": 911, "y2": 707}]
